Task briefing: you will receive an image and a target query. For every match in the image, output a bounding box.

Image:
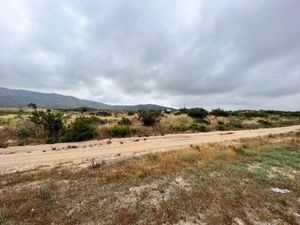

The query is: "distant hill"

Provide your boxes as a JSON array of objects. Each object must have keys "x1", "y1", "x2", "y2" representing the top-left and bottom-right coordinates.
[{"x1": 0, "y1": 87, "x2": 173, "y2": 111}]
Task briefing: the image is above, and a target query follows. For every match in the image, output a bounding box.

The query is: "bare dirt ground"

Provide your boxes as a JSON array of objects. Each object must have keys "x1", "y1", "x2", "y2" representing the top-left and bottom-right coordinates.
[{"x1": 1, "y1": 125, "x2": 300, "y2": 173}]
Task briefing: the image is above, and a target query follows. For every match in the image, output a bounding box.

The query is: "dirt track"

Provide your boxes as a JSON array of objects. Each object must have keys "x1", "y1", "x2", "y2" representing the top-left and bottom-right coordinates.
[{"x1": 1, "y1": 125, "x2": 300, "y2": 173}]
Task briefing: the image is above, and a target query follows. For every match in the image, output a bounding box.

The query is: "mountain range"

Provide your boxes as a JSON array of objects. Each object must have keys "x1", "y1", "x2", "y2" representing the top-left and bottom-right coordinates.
[{"x1": 0, "y1": 87, "x2": 172, "y2": 111}]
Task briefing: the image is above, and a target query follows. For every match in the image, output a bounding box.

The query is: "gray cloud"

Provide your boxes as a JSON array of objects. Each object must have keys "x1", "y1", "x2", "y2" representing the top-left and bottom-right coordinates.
[{"x1": 0, "y1": 0, "x2": 300, "y2": 110}]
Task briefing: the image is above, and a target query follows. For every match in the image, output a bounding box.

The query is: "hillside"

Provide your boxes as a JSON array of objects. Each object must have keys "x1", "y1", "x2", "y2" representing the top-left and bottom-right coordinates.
[{"x1": 0, "y1": 87, "x2": 171, "y2": 111}]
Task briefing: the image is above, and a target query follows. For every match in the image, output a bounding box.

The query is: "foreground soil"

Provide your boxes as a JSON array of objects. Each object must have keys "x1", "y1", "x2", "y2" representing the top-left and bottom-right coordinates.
[
  {"x1": 1, "y1": 125, "x2": 300, "y2": 173},
  {"x1": 0, "y1": 131, "x2": 299, "y2": 225}
]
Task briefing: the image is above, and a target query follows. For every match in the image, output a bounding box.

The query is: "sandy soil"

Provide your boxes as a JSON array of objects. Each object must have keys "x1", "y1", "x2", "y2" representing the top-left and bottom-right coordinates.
[{"x1": 1, "y1": 125, "x2": 299, "y2": 173}]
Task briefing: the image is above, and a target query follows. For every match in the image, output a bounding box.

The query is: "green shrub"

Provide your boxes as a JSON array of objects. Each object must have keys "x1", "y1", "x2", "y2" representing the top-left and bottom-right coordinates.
[
  {"x1": 29, "y1": 110, "x2": 63, "y2": 136},
  {"x1": 243, "y1": 110, "x2": 268, "y2": 118},
  {"x1": 127, "y1": 111, "x2": 135, "y2": 116},
  {"x1": 118, "y1": 117, "x2": 132, "y2": 126},
  {"x1": 46, "y1": 136, "x2": 59, "y2": 144},
  {"x1": 146, "y1": 153, "x2": 159, "y2": 162},
  {"x1": 257, "y1": 119, "x2": 272, "y2": 127},
  {"x1": 227, "y1": 119, "x2": 243, "y2": 129},
  {"x1": 88, "y1": 116, "x2": 106, "y2": 125},
  {"x1": 61, "y1": 116, "x2": 98, "y2": 142},
  {"x1": 195, "y1": 118, "x2": 210, "y2": 125},
  {"x1": 96, "y1": 111, "x2": 112, "y2": 117},
  {"x1": 216, "y1": 120, "x2": 226, "y2": 130},
  {"x1": 38, "y1": 184, "x2": 53, "y2": 200},
  {"x1": 138, "y1": 111, "x2": 160, "y2": 126},
  {"x1": 170, "y1": 124, "x2": 190, "y2": 132},
  {"x1": 190, "y1": 123, "x2": 208, "y2": 132},
  {"x1": 210, "y1": 108, "x2": 230, "y2": 117},
  {"x1": 0, "y1": 118, "x2": 11, "y2": 125},
  {"x1": 187, "y1": 108, "x2": 208, "y2": 119},
  {"x1": 108, "y1": 125, "x2": 132, "y2": 137}
]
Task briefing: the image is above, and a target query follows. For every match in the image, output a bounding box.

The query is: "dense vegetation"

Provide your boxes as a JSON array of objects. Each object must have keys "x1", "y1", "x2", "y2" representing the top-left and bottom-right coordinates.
[{"x1": 0, "y1": 106, "x2": 299, "y2": 147}]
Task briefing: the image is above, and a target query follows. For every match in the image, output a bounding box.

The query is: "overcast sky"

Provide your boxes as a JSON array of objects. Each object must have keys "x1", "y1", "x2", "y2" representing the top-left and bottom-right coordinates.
[{"x1": 1, "y1": 0, "x2": 300, "y2": 110}]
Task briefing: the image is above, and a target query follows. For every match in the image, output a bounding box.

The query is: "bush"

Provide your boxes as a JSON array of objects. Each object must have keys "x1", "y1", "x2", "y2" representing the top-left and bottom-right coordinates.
[
  {"x1": 195, "y1": 118, "x2": 210, "y2": 125},
  {"x1": 243, "y1": 110, "x2": 268, "y2": 118},
  {"x1": 88, "y1": 116, "x2": 106, "y2": 125},
  {"x1": 61, "y1": 116, "x2": 98, "y2": 142},
  {"x1": 170, "y1": 124, "x2": 190, "y2": 132},
  {"x1": 38, "y1": 184, "x2": 53, "y2": 200},
  {"x1": 258, "y1": 119, "x2": 272, "y2": 127},
  {"x1": 190, "y1": 123, "x2": 208, "y2": 132},
  {"x1": 46, "y1": 136, "x2": 59, "y2": 144},
  {"x1": 210, "y1": 108, "x2": 230, "y2": 117},
  {"x1": 127, "y1": 111, "x2": 135, "y2": 116},
  {"x1": 29, "y1": 110, "x2": 63, "y2": 136},
  {"x1": 187, "y1": 108, "x2": 208, "y2": 119},
  {"x1": 118, "y1": 117, "x2": 132, "y2": 126},
  {"x1": 96, "y1": 111, "x2": 112, "y2": 117},
  {"x1": 139, "y1": 111, "x2": 160, "y2": 126},
  {"x1": 227, "y1": 119, "x2": 243, "y2": 129},
  {"x1": 0, "y1": 127, "x2": 17, "y2": 148},
  {"x1": 16, "y1": 120, "x2": 37, "y2": 138},
  {"x1": 216, "y1": 120, "x2": 226, "y2": 131},
  {"x1": 108, "y1": 125, "x2": 132, "y2": 137}
]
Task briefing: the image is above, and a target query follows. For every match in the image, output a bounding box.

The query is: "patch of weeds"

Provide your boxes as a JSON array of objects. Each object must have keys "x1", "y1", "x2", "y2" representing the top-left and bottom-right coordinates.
[
  {"x1": 232, "y1": 146, "x2": 245, "y2": 154},
  {"x1": 190, "y1": 145, "x2": 200, "y2": 151},
  {"x1": 38, "y1": 184, "x2": 53, "y2": 200},
  {"x1": 140, "y1": 188, "x2": 150, "y2": 200},
  {"x1": 227, "y1": 162, "x2": 250, "y2": 174},
  {"x1": 0, "y1": 209, "x2": 7, "y2": 225},
  {"x1": 212, "y1": 151, "x2": 228, "y2": 159},
  {"x1": 229, "y1": 144, "x2": 300, "y2": 184},
  {"x1": 146, "y1": 153, "x2": 160, "y2": 162},
  {"x1": 249, "y1": 168, "x2": 269, "y2": 181},
  {"x1": 277, "y1": 195, "x2": 289, "y2": 206},
  {"x1": 256, "y1": 145, "x2": 300, "y2": 169},
  {"x1": 181, "y1": 152, "x2": 199, "y2": 162}
]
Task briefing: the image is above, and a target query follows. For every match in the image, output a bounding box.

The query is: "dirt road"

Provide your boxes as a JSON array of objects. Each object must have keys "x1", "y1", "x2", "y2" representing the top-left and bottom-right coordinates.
[{"x1": 1, "y1": 125, "x2": 300, "y2": 173}]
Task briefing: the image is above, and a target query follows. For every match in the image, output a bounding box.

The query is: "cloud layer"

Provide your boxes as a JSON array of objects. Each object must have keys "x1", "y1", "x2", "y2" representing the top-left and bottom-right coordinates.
[{"x1": 1, "y1": 0, "x2": 300, "y2": 109}]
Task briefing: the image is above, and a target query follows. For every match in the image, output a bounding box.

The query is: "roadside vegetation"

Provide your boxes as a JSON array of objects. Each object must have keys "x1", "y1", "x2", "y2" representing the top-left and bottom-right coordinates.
[
  {"x1": 0, "y1": 106, "x2": 299, "y2": 147},
  {"x1": 0, "y1": 131, "x2": 299, "y2": 224}
]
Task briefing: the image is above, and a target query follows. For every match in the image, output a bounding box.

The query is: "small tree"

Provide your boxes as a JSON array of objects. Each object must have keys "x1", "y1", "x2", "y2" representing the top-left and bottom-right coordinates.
[{"x1": 27, "y1": 103, "x2": 37, "y2": 110}]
